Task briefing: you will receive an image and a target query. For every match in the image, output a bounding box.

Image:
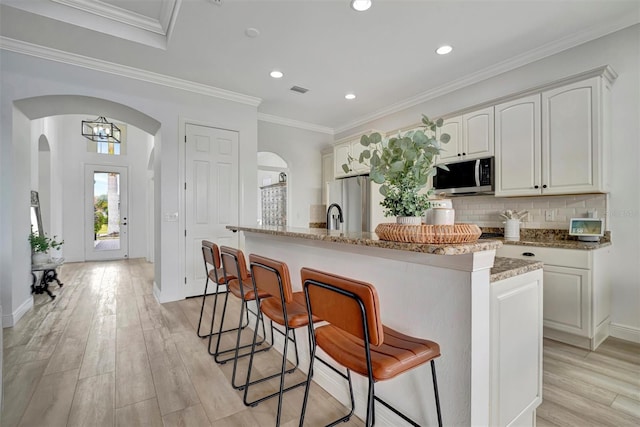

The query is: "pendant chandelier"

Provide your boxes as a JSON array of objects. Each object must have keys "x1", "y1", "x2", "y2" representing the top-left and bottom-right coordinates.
[{"x1": 81, "y1": 116, "x2": 121, "y2": 144}]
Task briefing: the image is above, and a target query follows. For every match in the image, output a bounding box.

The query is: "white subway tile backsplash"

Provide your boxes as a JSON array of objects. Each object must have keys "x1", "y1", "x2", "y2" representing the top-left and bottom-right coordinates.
[{"x1": 451, "y1": 194, "x2": 606, "y2": 229}]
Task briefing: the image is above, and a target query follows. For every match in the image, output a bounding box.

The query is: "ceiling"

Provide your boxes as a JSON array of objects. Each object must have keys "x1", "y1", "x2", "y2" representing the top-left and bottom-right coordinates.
[{"x1": 1, "y1": 0, "x2": 639, "y2": 133}]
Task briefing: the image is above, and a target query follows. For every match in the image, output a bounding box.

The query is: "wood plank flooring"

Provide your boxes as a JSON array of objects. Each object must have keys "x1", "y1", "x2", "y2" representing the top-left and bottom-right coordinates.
[{"x1": 2, "y1": 258, "x2": 640, "y2": 426}]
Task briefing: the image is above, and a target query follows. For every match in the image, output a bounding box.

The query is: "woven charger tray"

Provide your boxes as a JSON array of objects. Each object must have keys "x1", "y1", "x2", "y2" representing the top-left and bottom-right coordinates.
[{"x1": 375, "y1": 223, "x2": 481, "y2": 244}]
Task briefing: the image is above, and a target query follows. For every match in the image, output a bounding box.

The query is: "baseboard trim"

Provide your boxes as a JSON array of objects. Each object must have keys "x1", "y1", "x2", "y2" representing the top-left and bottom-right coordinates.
[
  {"x1": 2, "y1": 296, "x2": 34, "y2": 328},
  {"x1": 609, "y1": 322, "x2": 640, "y2": 344}
]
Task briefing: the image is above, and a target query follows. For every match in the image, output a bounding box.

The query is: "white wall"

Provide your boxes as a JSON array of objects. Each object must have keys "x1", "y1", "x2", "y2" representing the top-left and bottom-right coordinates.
[
  {"x1": 336, "y1": 24, "x2": 640, "y2": 339},
  {"x1": 1, "y1": 49, "x2": 258, "y2": 325},
  {"x1": 257, "y1": 121, "x2": 333, "y2": 227}
]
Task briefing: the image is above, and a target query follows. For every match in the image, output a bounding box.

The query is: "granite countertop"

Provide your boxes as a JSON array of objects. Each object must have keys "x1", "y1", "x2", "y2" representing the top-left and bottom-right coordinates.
[
  {"x1": 490, "y1": 257, "x2": 543, "y2": 282},
  {"x1": 228, "y1": 225, "x2": 503, "y2": 256},
  {"x1": 480, "y1": 228, "x2": 612, "y2": 250}
]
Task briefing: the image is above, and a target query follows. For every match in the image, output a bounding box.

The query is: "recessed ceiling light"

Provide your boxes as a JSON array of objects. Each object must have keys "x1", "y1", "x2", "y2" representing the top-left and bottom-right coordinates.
[
  {"x1": 270, "y1": 70, "x2": 283, "y2": 79},
  {"x1": 245, "y1": 27, "x2": 260, "y2": 38},
  {"x1": 351, "y1": 0, "x2": 372, "y2": 12},
  {"x1": 345, "y1": 93, "x2": 356, "y2": 100},
  {"x1": 436, "y1": 45, "x2": 453, "y2": 55}
]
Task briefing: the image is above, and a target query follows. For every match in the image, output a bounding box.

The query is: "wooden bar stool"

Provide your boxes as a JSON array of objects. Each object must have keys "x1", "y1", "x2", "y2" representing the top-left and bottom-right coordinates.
[
  {"x1": 299, "y1": 267, "x2": 443, "y2": 427},
  {"x1": 244, "y1": 254, "x2": 319, "y2": 426},
  {"x1": 212, "y1": 246, "x2": 273, "y2": 388},
  {"x1": 196, "y1": 240, "x2": 240, "y2": 339}
]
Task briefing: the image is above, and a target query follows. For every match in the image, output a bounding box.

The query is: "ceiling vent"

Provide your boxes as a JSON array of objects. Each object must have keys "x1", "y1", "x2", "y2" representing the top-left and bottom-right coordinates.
[{"x1": 290, "y1": 86, "x2": 309, "y2": 94}]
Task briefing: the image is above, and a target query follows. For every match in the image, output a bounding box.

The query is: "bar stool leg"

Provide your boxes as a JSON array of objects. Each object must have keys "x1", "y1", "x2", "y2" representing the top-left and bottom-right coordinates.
[{"x1": 431, "y1": 360, "x2": 443, "y2": 427}]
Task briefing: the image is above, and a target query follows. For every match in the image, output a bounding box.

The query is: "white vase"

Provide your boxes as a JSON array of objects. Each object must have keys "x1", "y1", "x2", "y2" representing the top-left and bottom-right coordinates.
[
  {"x1": 32, "y1": 252, "x2": 49, "y2": 265},
  {"x1": 504, "y1": 219, "x2": 521, "y2": 241},
  {"x1": 396, "y1": 216, "x2": 422, "y2": 225}
]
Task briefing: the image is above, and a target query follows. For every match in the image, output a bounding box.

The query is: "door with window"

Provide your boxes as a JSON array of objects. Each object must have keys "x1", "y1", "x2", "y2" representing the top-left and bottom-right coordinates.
[
  {"x1": 85, "y1": 165, "x2": 129, "y2": 260},
  {"x1": 185, "y1": 124, "x2": 239, "y2": 297}
]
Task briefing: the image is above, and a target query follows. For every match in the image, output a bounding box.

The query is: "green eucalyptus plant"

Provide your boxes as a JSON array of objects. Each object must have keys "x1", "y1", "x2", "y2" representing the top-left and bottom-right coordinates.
[{"x1": 343, "y1": 115, "x2": 450, "y2": 218}]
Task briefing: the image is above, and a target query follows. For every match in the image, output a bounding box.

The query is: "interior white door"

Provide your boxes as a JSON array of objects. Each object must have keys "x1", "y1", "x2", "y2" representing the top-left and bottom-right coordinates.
[
  {"x1": 185, "y1": 124, "x2": 239, "y2": 297},
  {"x1": 85, "y1": 164, "x2": 129, "y2": 261}
]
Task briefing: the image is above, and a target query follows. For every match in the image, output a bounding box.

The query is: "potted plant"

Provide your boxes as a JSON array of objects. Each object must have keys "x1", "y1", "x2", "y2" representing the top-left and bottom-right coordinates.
[
  {"x1": 29, "y1": 227, "x2": 64, "y2": 265},
  {"x1": 343, "y1": 114, "x2": 450, "y2": 224}
]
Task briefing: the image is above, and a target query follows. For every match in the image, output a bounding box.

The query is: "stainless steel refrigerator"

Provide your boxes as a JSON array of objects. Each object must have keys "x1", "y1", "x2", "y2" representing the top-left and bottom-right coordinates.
[{"x1": 327, "y1": 175, "x2": 371, "y2": 232}]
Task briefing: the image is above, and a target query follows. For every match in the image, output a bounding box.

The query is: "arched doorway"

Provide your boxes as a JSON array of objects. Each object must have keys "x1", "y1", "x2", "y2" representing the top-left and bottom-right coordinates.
[{"x1": 257, "y1": 152, "x2": 289, "y2": 226}]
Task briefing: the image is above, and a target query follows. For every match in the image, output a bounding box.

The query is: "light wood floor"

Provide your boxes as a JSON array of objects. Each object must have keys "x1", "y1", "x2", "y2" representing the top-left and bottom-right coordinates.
[{"x1": 2, "y1": 259, "x2": 639, "y2": 427}]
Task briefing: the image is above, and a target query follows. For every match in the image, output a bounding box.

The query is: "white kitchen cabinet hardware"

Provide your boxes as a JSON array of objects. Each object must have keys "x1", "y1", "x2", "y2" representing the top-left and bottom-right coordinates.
[
  {"x1": 490, "y1": 268, "x2": 543, "y2": 427},
  {"x1": 437, "y1": 107, "x2": 494, "y2": 163},
  {"x1": 495, "y1": 73, "x2": 613, "y2": 197},
  {"x1": 496, "y1": 244, "x2": 611, "y2": 350}
]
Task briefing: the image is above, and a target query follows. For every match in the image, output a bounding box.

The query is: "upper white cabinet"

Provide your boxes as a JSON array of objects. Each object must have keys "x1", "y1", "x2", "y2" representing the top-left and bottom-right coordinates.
[
  {"x1": 496, "y1": 72, "x2": 613, "y2": 197},
  {"x1": 437, "y1": 106, "x2": 494, "y2": 163},
  {"x1": 334, "y1": 131, "x2": 381, "y2": 178},
  {"x1": 321, "y1": 150, "x2": 334, "y2": 206}
]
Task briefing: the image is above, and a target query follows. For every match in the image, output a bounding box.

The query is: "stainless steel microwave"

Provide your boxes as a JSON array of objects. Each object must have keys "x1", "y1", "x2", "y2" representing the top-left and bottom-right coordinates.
[{"x1": 433, "y1": 157, "x2": 494, "y2": 195}]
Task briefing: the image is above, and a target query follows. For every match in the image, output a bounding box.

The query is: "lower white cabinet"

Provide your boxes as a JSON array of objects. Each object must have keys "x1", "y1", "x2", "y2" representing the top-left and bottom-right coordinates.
[
  {"x1": 490, "y1": 268, "x2": 543, "y2": 427},
  {"x1": 497, "y1": 245, "x2": 611, "y2": 350}
]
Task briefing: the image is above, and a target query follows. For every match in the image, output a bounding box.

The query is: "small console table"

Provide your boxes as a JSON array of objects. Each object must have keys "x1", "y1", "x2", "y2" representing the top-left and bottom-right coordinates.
[{"x1": 31, "y1": 258, "x2": 64, "y2": 299}]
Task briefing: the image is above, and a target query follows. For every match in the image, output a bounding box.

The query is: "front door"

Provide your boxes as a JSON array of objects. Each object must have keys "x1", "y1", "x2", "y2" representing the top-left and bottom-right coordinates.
[
  {"x1": 85, "y1": 164, "x2": 129, "y2": 260},
  {"x1": 185, "y1": 124, "x2": 239, "y2": 297}
]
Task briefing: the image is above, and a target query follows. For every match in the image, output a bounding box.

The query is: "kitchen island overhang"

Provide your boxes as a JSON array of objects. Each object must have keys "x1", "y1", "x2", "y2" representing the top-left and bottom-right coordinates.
[{"x1": 227, "y1": 225, "x2": 541, "y2": 427}]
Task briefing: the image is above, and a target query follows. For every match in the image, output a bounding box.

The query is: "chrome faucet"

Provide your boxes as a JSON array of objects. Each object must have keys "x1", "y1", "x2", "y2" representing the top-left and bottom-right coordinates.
[{"x1": 326, "y1": 203, "x2": 344, "y2": 231}]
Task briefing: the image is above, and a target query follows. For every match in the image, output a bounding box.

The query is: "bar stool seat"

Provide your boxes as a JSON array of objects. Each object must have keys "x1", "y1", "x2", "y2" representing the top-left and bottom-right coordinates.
[
  {"x1": 261, "y1": 292, "x2": 313, "y2": 329},
  {"x1": 316, "y1": 325, "x2": 440, "y2": 381},
  {"x1": 227, "y1": 276, "x2": 270, "y2": 302}
]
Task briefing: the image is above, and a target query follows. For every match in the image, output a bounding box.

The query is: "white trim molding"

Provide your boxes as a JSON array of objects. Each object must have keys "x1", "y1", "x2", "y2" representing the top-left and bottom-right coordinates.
[
  {"x1": 0, "y1": 37, "x2": 262, "y2": 108},
  {"x1": 2, "y1": 296, "x2": 33, "y2": 328},
  {"x1": 610, "y1": 322, "x2": 640, "y2": 344},
  {"x1": 258, "y1": 113, "x2": 334, "y2": 135}
]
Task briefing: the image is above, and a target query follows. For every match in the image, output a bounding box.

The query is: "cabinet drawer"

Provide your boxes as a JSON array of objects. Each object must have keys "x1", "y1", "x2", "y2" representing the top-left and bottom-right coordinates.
[{"x1": 497, "y1": 244, "x2": 590, "y2": 269}]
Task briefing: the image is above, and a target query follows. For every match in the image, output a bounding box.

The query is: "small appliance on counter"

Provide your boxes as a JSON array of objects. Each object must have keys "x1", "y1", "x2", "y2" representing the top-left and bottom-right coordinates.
[{"x1": 569, "y1": 218, "x2": 604, "y2": 242}]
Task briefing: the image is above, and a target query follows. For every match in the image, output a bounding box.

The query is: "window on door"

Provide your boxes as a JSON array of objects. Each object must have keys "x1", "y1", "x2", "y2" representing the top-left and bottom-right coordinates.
[{"x1": 93, "y1": 172, "x2": 121, "y2": 251}]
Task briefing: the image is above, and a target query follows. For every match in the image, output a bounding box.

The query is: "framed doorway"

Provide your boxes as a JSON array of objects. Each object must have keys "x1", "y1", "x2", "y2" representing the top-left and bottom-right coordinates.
[{"x1": 85, "y1": 164, "x2": 129, "y2": 260}]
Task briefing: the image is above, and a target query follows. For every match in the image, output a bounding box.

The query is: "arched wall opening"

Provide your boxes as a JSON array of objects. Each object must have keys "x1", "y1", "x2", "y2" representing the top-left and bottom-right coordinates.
[{"x1": 257, "y1": 151, "x2": 289, "y2": 226}]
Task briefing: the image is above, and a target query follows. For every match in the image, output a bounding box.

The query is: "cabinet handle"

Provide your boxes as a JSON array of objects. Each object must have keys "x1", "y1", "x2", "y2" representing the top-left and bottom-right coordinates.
[
  {"x1": 542, "y1": 184, "x2": 548, "y2": 189},
  {"x1": 462, "y1": 152, "x2": 466, "y2": 156},
  {"x1": 522, "y1": 252, "x2": 535, "y2": 257},
  {"x1": 457, "y1": 153, "x2": 462, "y2": 156},
  {"x1": 534, "y1": 185, "x2": 539, "y2": 189}
]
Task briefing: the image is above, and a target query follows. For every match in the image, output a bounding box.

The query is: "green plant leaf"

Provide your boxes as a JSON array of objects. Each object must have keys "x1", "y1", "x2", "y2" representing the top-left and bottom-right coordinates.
[
  {"x1": 361, "y1": 150, "x2": 371, "y2": 159},
  {"x1": 436, "y1": 118, "x2": 444, "y2": 127},
  {"x1": 440, "y1": 133, "x2": 451, "y2": 144},
  {"x1": 370, "y1": 132, "x2": 382, "y2": 145},
  {"x1": 341, "y1": 164, "x2": 350, "y2": 173},
  {"x1": 361, "y1": 134, "x2": 370, "y2": 146}
]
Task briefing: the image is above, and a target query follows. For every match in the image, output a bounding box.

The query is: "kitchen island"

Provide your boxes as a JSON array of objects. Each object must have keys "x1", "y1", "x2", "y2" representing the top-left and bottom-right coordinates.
[{"x1": 228, "y1": 225, "x2": 542, "y2": 426}]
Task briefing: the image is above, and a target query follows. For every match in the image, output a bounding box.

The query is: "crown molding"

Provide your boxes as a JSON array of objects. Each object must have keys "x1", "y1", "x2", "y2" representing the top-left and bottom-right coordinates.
[
  {"x1": 335, "y1": 16, "x2": 639, "y2": 134},
  {"x1": 258, "y1": 113, "x2": 334, "y2": 135},
  {"x1": 0, "y1": 37, "x2": 262, "y2": 107}
]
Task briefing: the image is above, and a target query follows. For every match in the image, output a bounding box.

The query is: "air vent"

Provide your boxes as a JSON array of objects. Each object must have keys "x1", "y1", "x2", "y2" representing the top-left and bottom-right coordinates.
[{"x1": 290, "y1": 86, "x2": 309, "y2": 94}]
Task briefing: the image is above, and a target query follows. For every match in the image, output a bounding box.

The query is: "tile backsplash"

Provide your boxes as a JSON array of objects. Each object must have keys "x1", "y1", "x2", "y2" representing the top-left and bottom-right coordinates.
[{"x1": 451, "y1": 194, "x2": 607, "y2": 230}]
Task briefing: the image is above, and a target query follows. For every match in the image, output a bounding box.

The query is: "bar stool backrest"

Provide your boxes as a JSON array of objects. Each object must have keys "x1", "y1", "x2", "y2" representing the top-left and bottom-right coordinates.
[
  {"x1": 249, "y1": 254, "x2": 293, "y2": 304},
  {"x1": 301, "y1": 267, "x2": 384, "y2": 347},
  {"x1": 220, "y1": 246, "x2": 250, "y2": 281},
  {"x1": 202, "y1": 240, "x2": 221, "y2": 270}
]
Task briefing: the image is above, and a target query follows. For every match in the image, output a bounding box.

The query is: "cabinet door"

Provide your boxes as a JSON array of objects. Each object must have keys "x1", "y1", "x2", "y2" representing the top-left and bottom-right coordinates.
[
  {"x1": 333, "y1": 142, "x2": 351, "y2": 178},
  {"x1": 495, "y1": 94, "x2": 541, "y2": 197},
  {"x1": 436, "y1": 116, "x2": 463, "y2": 162},
  {"x1": 543, "y1": 265, "x2": 590, "y2": 337},
  {"x1": 491, "y1": 270, "x2": 543, "y2": 427},
  {"x1": 350, "y1": 140, "x2": 370, "y2": 174},
  {"x1": 463, "y1": 106, "x2": 494, "y2": 159},
  {"x1": 542, "y1": 77, "x2": 602, "y2": 194}
]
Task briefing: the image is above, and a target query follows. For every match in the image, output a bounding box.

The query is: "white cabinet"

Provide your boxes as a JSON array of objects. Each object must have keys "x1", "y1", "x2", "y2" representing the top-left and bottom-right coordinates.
[
  {"x1": 496, "y1": 245, "x2": 611, "y2": 350},
  {"x1": 496, "y1": 73, "x2": 612, "y2": 197},
  {"x1": 495, "y1": 94, "x2": 541, "y2": 197},
  {"x1": 437, "y1": 107, "x2": 494, "y2": 163},
  {"x1": 490, "y1": 268, "x2": 543, "y2": 427},
  {"x1": 334, "y1": 131, "x2": 381, "y2": 178},
  {"x1": 321, "y1": 150, "x2": 334, "y2": 206}
]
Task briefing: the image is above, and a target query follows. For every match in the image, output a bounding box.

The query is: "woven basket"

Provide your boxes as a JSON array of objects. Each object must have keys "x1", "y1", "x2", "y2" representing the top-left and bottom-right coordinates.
[{"x1": 375, "y1": 223, "x2": 481, "y2": 244}]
